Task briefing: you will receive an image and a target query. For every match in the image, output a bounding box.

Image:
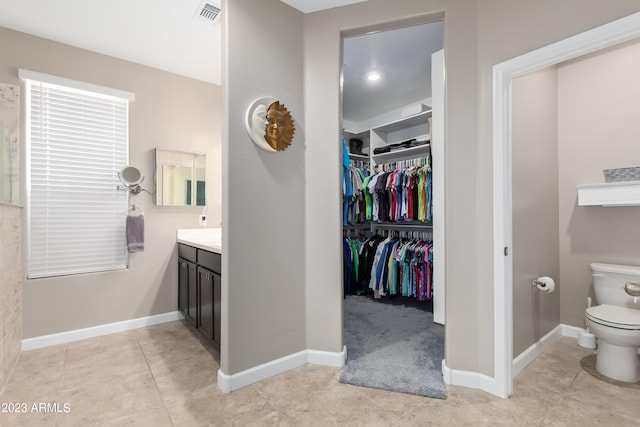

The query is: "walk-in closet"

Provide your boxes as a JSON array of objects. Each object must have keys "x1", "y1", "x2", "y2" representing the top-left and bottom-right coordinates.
[{"x1": 340, "y1": 19, "x2": 446, "y2": 398}]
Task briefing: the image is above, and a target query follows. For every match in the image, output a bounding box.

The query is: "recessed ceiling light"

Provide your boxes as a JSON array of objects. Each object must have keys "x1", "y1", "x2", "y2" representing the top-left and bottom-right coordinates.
[{"x1": 367, "y1": 72, "x2": 381, "y2": 82}]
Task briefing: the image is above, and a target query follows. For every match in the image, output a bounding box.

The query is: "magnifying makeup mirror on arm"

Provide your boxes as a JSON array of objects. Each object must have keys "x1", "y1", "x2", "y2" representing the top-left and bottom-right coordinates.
[{"x1": 118, "y1": 165, "x2": 145, "y2": 194}]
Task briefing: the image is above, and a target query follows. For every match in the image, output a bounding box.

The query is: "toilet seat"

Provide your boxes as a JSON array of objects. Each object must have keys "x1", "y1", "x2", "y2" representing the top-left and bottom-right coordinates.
[{"x1": 586, "y1": 304, "x2": 640, "y2": 330}]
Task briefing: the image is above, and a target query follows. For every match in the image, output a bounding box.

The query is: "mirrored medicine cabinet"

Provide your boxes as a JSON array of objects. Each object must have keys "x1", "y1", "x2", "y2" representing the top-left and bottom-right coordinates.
[{"x1": 155, "y1": 148, "x2": 206, "y2": 206}]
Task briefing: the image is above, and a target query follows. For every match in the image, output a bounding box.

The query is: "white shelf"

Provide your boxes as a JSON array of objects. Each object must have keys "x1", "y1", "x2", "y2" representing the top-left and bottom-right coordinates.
[
  {"x1": 343, "y1": 129, "x2": 369, "y2": 139},
  {"x1": 372, "y1": 110, "x2": 432, "y2": 134},
  {"x1": 343, "y1": 129, "x2": 370, "y2": 159},
  {"x1": 372, "y1": 142, "x2": 430, "y2": 162},
  {"x1": 348, "y1": 152, "x2": 368, "y2": 160},
  {"x1": 369, "y1": 111, "x2": 431, "y2": 158},
  {"x1": 577, "y1": 181, "x2": 640, "y2": 206}
]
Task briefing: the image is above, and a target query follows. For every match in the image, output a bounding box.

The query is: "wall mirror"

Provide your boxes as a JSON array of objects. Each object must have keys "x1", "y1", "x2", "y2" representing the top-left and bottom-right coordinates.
[{"x1": 155, "y1": 148, "x2": 206, "y2": 206}]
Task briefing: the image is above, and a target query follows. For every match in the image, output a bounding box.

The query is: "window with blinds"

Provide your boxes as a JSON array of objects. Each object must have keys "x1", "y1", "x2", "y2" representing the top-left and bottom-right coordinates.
[{"x1": 20, "y1": 69, "x2": 135, "y2": 279}]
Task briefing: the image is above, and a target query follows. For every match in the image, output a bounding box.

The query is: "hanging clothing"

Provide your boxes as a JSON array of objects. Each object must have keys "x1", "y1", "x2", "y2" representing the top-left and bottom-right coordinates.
[
  {"x1": 343, "y1": 151, "x2": 370, "y2": 226},
  {"x1": 343, "y1": 232, "x2": 434, "y2": 302},
  {"x1": 342, "y1": 138, "x2": 353, "y2": 226},
  {"x1": 343, "y1": 233, "x2": 368, "y2": 295},
  {"x1": 357, "y1": 234, "x2": 385, "y2": 293},
  {"x1": 360, "y1": 158, "x2": 432, "y2": 225},
  {"x1": 341, "y1": 152, "x2": 434, "y2": 302}
]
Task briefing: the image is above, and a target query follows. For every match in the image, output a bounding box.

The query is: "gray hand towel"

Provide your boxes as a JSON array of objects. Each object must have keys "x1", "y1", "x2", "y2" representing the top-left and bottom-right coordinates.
[{"x1": 126, "y1": 215, "x2": 144, "y2": 252}]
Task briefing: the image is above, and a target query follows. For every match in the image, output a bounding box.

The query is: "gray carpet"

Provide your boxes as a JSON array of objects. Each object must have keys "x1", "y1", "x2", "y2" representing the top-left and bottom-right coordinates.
[{"x1": 339, "y1": 295, "x2": 446, "y2": 399}]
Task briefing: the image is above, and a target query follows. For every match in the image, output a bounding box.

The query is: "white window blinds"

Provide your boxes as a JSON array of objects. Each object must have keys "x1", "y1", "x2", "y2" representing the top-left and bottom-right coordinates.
[{"x1": 21, "y1": 69, "x2": 135, "y2": 278}]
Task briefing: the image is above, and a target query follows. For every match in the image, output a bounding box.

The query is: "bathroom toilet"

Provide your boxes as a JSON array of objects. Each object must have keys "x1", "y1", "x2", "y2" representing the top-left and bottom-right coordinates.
[{"x1": 584, "y1": 262, "x2": 640, "y2": 383}]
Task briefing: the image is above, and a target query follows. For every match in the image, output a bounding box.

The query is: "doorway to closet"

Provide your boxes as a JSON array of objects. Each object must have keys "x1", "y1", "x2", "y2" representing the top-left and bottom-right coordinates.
[{"x1": 339, "y1": 19, "x2": 446, "y2": 397}]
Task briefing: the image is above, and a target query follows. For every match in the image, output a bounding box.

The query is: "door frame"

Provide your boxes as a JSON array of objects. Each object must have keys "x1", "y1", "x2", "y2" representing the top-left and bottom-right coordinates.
[
  {"x1": 340, "y1": 16, "x2": 445, "y2": 316},
  {"x1": 492, "y1": 11, "x2": 640, "y2": 398}
]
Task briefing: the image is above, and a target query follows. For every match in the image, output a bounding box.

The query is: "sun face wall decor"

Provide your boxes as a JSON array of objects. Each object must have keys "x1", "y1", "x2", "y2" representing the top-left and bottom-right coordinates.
[{"x1": 245, "y1": 97, "x2": 295, "y2": 152}]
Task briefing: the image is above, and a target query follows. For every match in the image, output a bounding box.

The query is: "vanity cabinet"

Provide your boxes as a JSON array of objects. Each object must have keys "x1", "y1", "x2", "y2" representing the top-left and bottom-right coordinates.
[
  {"x1": 197, "y1": 267, "x2": 221, "y2": 346},
  {"x1": 178, "y1": 245, "x2": 198, "y2": 326},
  {"x1": 178, "y1": 243, "x2": 221, "y2": 351}
]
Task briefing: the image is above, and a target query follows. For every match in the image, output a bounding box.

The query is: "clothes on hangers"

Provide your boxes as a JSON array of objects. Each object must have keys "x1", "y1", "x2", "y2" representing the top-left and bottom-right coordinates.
[
  {"x1": 343, "y1": 229, "x2": 372, "y2": 296},
  {"x1": 370, "y1": 236, "x2": 433, "y2": 301},
  {"x1": 364, "y1": 157, "x2": 432, "y2": 224},
  {"x1": 343, "y1": 232, "x2": 433, "y2": 301},
  {"x1": 343, "y1": 159, "x2": 370, "y2": 225},
  {"x1": 341, "y1": 232, "x2": 384, "y2": 296},
  {"x1": 342, "y1": 138, "x2": 353, "y2": 226},
  {"x1": 343, "y1": 236, "x2": 360, "y2": 295},
  {"x1": 342, "y1": 151, "x2": 434, "y2": 300}
]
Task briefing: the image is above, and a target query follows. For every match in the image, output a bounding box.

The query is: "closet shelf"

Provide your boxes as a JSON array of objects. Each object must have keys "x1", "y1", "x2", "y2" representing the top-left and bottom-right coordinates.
[
  {"x1": 348, "y1": 152, "x2": 369, "y2": 160},
  {"x1": 372, "y1": 110, "x2": 432, "y2": 134},
  {"x1": 577, "y1": 181, "x2": 640, "y2": 206},
  {"x1": 343, "y1": 129, "x2": 369, "y2": 139},
  {"x1": 372, "y1": 143, "x2": 430, "y2": 161}
]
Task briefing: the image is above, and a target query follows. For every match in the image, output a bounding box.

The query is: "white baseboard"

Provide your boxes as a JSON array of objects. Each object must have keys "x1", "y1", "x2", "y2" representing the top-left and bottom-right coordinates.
[
  {"x1": 217, "y1": 346, "x2": 346, "y2": 393},
  {"x1": 443, "y1": 323, "x2": 589, "y2": 399},
  {"x1": 21, "y1": 311, "x2": 184, "y2": 351},
  {"x1": 307, "y1": 345, "x2": 347, "y2": 367},
  {"x1": 441, "y1": 359, "x2": 504, "y2": 397},
  {"x1": 510, "y1": 324, "x2": 594, "y2": 379},
  {"x1": 512, "y1": 324, "x2": 564, "y2": 378}
]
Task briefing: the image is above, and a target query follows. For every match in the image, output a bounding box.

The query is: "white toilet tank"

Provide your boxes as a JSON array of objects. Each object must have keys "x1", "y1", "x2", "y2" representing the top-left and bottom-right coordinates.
[{"x1": 591, "y1": 262, "x2": 640, "y2": 308}]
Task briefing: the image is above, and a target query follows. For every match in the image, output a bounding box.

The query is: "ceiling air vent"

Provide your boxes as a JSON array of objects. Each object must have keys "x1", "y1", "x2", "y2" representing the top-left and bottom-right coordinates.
[{"x1": 194, "y1": 1, "x2": 222, "y2": 25}]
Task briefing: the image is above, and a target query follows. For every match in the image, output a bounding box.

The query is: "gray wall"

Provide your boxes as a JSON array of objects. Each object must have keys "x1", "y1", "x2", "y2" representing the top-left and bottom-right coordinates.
[
  {"x1": 0, "y1": 204, "x2": 21, "y2": 390},
  {"x1": 558, "y1": 39, "x2": 640, "y2": 328},
  {"x1": 221, "y1": 0, "x2": 305, "y2": 374},
  {"x1": 0, "y1": 26, "x2": 222, "y2": 338},
  {"x1": 512, "y1": 68, "x2": 560, "y2": 357}
]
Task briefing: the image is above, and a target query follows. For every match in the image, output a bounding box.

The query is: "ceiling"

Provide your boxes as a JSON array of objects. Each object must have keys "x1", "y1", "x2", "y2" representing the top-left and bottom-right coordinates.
[
  {"x1": 0, "y1": 0, "x2": 223, "y2": 84},
  {"x1": 281, "y1": 0, "x2": 368, "y2": 13},
  {"x1": 342, "y1": 21, "x2": 444, "y2": 123},
  {"x1": 0, "y1": 0, "x2": 443, "y2": 123}
]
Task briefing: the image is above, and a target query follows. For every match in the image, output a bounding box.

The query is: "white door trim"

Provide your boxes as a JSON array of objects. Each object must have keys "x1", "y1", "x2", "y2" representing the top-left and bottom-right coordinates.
[
  {"x1": 492, "y1": 11, "x2": 640, "y2": 399},
  {"x1": 432, "y1": 49, "x2": 446, "y2": 325}
]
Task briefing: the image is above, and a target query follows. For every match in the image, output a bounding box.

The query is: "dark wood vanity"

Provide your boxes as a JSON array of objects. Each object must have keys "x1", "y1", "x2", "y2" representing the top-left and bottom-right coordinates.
[{"x1": 178, "y1": 243, "x2": 221, "y2": 351}]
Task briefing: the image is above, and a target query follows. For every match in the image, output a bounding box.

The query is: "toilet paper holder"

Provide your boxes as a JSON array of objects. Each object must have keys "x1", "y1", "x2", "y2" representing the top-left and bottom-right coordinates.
[
  {"x1": 531, "y1": 276, "x2": 555, "y2": 292},
  {"x1": 532, "y1": 278, "x2": 549, "y2": 288}
]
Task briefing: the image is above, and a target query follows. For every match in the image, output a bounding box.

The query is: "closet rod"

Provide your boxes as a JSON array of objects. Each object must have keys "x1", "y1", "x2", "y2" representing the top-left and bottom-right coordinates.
[{"x1": 343, "y1": 224, "x2": 371, "y2": 229}]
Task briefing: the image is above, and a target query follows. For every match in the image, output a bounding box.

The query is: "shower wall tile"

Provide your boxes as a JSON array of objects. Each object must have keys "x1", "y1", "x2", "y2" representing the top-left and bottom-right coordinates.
[{"x1": 0, "y1": 204, "x2": 22, "y2": 391}]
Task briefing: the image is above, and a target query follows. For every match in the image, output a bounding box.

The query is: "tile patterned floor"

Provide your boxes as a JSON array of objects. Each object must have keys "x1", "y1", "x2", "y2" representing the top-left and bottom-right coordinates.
[{"x1": 1, "y1": 320, "x2": 638, "y2": 426}]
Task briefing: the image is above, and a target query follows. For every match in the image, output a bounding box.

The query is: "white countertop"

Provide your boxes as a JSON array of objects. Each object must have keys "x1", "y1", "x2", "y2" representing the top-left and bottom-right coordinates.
[{"x1": 177, "y1": 228, "x2": 222, "y2": 254}]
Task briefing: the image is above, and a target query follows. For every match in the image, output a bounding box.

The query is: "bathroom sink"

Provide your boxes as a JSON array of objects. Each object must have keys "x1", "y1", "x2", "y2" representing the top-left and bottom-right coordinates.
[{"x1": 177, "y1": 228, "x2": 222, "y2": 253}]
